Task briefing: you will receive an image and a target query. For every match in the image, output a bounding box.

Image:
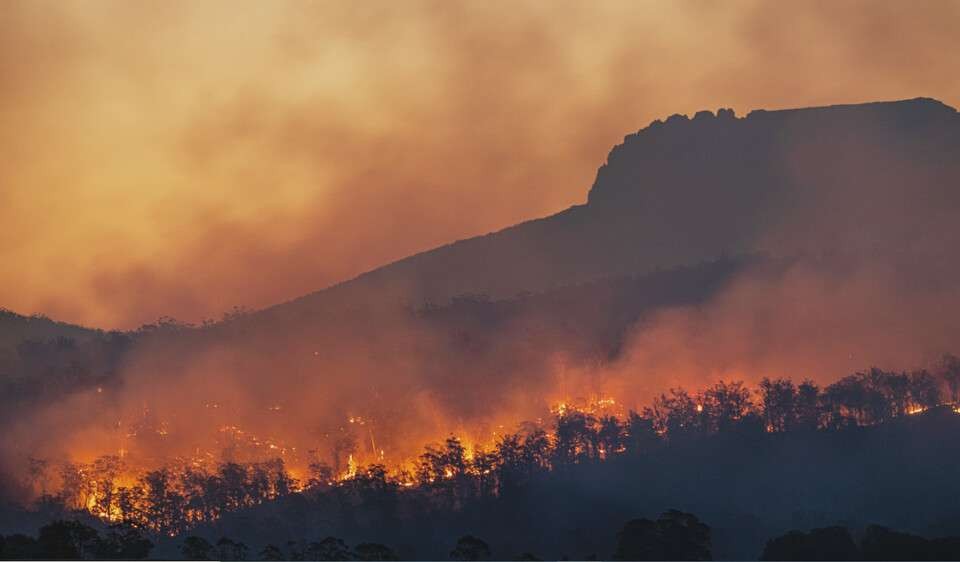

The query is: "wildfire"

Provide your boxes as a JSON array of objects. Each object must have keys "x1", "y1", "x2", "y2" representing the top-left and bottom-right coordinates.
[
  {"x1": 550, "y1": 396, "x2": 621, "y2": 417},
  {"x1": 344, "y1": 454, "x2": 358, "y2": 480},
  {"x1": 30, "y1": 376, "x2": 960, "y2": 534}
]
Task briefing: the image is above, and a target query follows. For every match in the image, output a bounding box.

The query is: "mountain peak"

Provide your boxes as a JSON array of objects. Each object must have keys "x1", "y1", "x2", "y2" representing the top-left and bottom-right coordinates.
[{"x1": 588, "y1": 97, "x2": 957, "y2": 205}]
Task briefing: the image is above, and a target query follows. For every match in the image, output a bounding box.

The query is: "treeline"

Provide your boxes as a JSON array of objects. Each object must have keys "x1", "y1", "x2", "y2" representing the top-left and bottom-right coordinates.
[
  {"x1": 761, "y1": 524, "x2": 960, "y2": 561},
  {"x1": 26, "y1": 354, "x2": 960, "y2": 542},
  {"x1": 648, "y1": 355, "x2": 960, "y2": 437},
  {"x1": 45, "y1": 458, "x2": 297, "y2": 536},
  {"x1": 16, "y1": 514, "x2": 960, "y2": 560},
  {"x1": 0, "y1": 520, "x2": 152, "y2": 560},
  {"x1": 0, "y1": 510, "x2": 713, "y2": 561}
]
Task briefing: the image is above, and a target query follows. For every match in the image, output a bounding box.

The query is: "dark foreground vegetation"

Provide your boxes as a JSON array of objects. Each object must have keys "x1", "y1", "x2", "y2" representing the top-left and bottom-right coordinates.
[
  {"x1": 10, "y1": 512, "x2": 960, "y2": 560},
  {"x1": 761, "y1": 524, "x2": 960, "y2": 561}
]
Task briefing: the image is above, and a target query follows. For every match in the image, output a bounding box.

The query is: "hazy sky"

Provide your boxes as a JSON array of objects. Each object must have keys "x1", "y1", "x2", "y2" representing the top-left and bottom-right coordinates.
[{"x1": 2, "y1": 0, "x2": 958, "y2": 329}]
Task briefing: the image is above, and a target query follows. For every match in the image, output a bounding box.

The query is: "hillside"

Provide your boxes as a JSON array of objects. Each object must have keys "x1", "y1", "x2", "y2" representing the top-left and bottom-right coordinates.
[
  {"x1": 4, "y1": 98, "x2": 960, "y2": 514},
  {"x1": 251, "y1": 97, "x2": 960, "y2": 327}
]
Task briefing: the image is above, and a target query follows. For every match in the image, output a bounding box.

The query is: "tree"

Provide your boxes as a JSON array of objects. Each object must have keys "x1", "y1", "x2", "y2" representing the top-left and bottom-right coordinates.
[
  {"x1": 1, "y1": 534, "x2": 39, "y2": 559},
  {"x1": 259, "y1": 544, "x2": 285, "y2": 561},
  {"x1": 760, "y1": 526, "x2": 859, "y2": 560},
  {"x1": 909, "y1": 369, "x2": 942, "y2": 410},
  {"x1": 450, "y1": 535, "x2": 492, "y2": 561},
  {"x1": 614, "y1": 511, "x2": 711, "y2": 561},
  {"x1": 656, "y1": 510, "x2": 711, "y2": 560},
  {"x1": 95, "y1": 525, "x2": 153, "y2": 560},
  {"x1": 598, "y1": 415, "x2": 626, "y2": 458},
  {"x1": 143, "y1": 468, "x2": 185, "y2": 535},
  {"x1": 218, "y1": 462, "x2": 252, "y2": 510},
  {"x1": 181, "y1": 536, "x2": 215, "y2": 560},
  {"x1": 308, "y1": 537, "x2": 353, "y2": 561},
  {"x1": 217, "y1": 537, "x2": 249, "y2": 560},
  {"x1": 795, "y1": 380, "x2": 822, "y2": 430},
  {"x1": 36, "y1": 520, "x2": 100, "y2": 560},
  {"x1": 701, "y1": 380, "x2": 753, "y2": 433},
  {"x1": 614, "y1": 518, "x2": 662, "y2": 560},
  {"x1": 555, "y1": 411, "x2": 599, "y2": 464},
  {"x1": 646, "y1": 389, "x2": 701, "y2": 438},
  {"x1": 355, "y1": 542, "x2": 400, "y2": 561},
  {"x1": 861, "y1": 525, "x2": 932, "y2": 560},
  {"x1": 939, "y1": 354, "x2": 960, "y2": 403},
  {"x1": 759, "y1": 378, "x2": 797, "y2": 432},
  {"x1": 624, "y1": 412, "x2": 659, "y2": 456},
  {"x1": 823, "y1": 375, "x2": 872, "y2": 426},
  {"x1": 495, "y1": 432, "x2": 525, "y2": 495},
  {"x1": 90, "y1": 455, "x2": 124, "y2": 520},
  {"x1": 521, "y1": 428, "x2": 553, "y2": 475},
  {"x1": 471, "y1": 445, "x2": 499, "y2": 498}
]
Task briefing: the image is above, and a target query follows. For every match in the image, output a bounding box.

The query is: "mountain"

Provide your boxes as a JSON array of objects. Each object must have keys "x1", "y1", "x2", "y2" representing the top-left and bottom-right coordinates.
[
  {"x1": 0, "y1": 309, "x2": 101, "y2": 350},
  {"x1": 5, "y1": 97, "x2": 960, "y2": 485},
  {"x1": 0, "y1": 308, "x2": 105, "y2": 381},
  {"x1": 252, "y1": 97, "x2": 959, "y2": 326}
]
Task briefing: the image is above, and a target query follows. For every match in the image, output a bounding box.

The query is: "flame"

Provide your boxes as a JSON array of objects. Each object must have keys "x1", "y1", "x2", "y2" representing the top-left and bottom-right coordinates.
[
  {"x1": 30, "y1": 384, "x2": 960, "y2": 530},
  {"x1": 345, "y1": 454, "x2": 358, "y2": 480}
]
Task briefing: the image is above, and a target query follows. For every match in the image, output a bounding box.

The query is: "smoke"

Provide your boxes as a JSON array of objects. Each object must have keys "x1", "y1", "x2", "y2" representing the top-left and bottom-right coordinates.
[
  {"x1": 3, "y1": 0, "x2": 960, "y2": 506},
  {"x1": 610, "y1": 258, "x2": 960, "y2": 401},
  {"x1": 2, "y1": 0, "x2": 959, "y2": 328}
]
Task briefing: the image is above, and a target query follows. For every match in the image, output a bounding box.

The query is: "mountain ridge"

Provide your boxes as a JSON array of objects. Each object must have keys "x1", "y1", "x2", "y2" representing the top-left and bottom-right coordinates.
[
  {"x1": 3, "y1": 97, "x2": 957, "y2": 333},
  {"x1": 249, "y1": 96, "x2": 959, "y2": 328}
]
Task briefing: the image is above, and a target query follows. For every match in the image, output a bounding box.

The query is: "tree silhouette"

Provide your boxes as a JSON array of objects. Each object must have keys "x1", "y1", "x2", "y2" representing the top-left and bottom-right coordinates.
[
  {"x1": 598, "y1": 415, "x2": 626, "y2": 458},
  {"x1": 217, "y1": 536, "x2": 249, "y2": 560},
  {"x1": 656, "y1": 510, "x2": 711, "y2": 560},
  {"x1": 258, "y1": 543, "x2": 285, "y2": 561},
  {"x1": 795, "y1": 379, "x2": 822, "y2": 430},
  {"x1": 625, "y1": 411, "x2": 660, "y2": 455},
  {"x1": 760, "y1": 526, "x2": 859, "y2": 560},
  {"x1": 450, "y1": 535, "x2": 491, "y2": 561},
  {"x1": 759, "y1": 378, "x2": 797, "y2": 432},
  {"x1": 647, "y1": 388, "x2": 701, "y2": 438},
  {"x1": 614, "y1": 510, "x2": 711, "y2": 561},
  {"x1": 36, "y1": 520, "x2": 100, "y2": 560},
  {"x1": 355, "y1": 542, "x2": 400, "y2": 561},
  {"x1": 0, "y1": 533, "x2": 39, "y2": 559},
  {"x1": 702, "y1": 380, "x2": 753, "y2": 433},
  {"x1": 861, "y1": 525, "x2": 933, "y2": 560},
  {"x1": 181, "y1": 536, "x2": 215, "y2": 560},
  {"x1": 95, "y1": 525, "x2": 153, "y2": 560},
  {"x1": 309, "y1": 536, "x2": 353, "y2": 561},
  {"x1": 939, "y1": 354, "x2": 960, "y2": 403},
  {"x1": 554, "y1": 411, "x2": 599, "y2": 465}
]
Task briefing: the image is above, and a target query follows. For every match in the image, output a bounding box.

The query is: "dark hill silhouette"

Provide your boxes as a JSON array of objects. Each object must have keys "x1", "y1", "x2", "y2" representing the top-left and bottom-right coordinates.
[
  {"x1": 0, "y1": 309, "x2": 100, "y2": 352},
  {"x1": 248, "y1": 97, "x2": 959, "y2": 328},
  {"x1": 7, "y1": 98, "x2": 958, "y2": 341}
]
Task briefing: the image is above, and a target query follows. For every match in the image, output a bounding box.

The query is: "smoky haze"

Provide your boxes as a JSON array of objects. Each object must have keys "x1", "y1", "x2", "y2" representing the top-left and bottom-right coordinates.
[
  {"x1": 2, "y1": 0, "x2": 960, "y2": 328},
  {"x1": 4, "y1": 98, "x2": 960, "y2": 499}
]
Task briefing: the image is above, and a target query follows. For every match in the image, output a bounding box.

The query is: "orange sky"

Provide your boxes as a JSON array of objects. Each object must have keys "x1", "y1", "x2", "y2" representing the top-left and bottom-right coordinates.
[{"x1": 2, "y1": 0, "x2": 958, "y2": 329}]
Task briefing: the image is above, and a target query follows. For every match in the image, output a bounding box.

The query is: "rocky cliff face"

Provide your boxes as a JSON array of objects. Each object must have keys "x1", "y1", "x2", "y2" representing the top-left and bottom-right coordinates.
[{"x1": 261, "y1": 97, "x2": 960, "y2": 323}]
